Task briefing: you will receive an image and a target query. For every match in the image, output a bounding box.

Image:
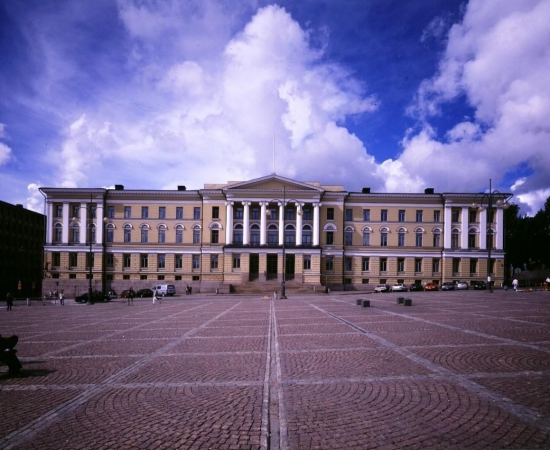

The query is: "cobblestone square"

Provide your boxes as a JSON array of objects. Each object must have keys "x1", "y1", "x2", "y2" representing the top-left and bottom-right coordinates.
[{"x1": 1, "y1": 290, "x2": 549, "y2": 449}]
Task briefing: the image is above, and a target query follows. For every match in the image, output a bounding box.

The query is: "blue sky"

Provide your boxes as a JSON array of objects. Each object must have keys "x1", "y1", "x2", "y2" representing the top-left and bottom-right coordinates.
[{"x1": 1, "y1": 0, "x2": 549, "y2": 215}]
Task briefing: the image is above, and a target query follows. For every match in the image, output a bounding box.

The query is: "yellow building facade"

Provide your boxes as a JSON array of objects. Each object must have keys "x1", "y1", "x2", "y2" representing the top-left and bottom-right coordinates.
[{"x1": 40, "y1": 174, "x2": 510, "y2": 296}]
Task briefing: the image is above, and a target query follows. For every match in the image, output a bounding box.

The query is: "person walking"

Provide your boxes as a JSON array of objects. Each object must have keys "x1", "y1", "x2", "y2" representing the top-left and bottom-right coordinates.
[
  {"x1": 153, "y1": 289, "x2": 158, "y2": 304},
  {"x1": 128, "y1": 287, "x2": 135, "y2": 305},
  {"x1": 512, "y1": 278, "x2": 519, "y2": 292},
  {"x1": 59, "y1": 290, "x2": 65, "y2": 306},
  {"x1": 6, "y1": 292, "x2": 13, "y2": 311}
]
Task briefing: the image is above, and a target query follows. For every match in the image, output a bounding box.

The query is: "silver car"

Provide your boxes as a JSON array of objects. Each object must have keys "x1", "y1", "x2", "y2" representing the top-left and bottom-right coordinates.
[
  {"x1": 455, "y1": 281, "x2": 469, "y2": 290},
  {"x1": 391, "y1": 283, "x2": 408, "y2": 292}
]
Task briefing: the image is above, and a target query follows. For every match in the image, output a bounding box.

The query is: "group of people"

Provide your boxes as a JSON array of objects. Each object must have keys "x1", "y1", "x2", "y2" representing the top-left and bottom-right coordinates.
[{"x1": 185, "y1": 285, "x2": 193, "y2": 295}]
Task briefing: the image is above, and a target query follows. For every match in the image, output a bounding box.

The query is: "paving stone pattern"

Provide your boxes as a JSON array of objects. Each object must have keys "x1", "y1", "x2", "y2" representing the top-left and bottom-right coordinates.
[{"x1": 1, "y1": 291, "x2": 550, "y2": 449}]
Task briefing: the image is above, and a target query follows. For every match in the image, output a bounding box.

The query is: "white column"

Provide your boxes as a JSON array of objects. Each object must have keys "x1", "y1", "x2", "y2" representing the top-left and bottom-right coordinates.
[
  {"x1": 46, "y1": 202, "x2": 53, "y2": 244},
  {"x1": 243, "y1": 202, "x2": 251, "y2": 245},
  {"x1": 479, "y1": 209, "x2": 487, "y2": 249},
  {"x1": 443, "y1": 203, "x2": 452, "y2": 248},
  {"x1": 80, "y1": 202, "x2": 87, "y2": 244},
  {"x1": 496, "y1": 207, "x2": 504, "y2": 249},
  {"x1": 62, "y1": 203, "x2": 70, "y2": 244},
  {"x1": 313, "y1": 203, "x2": 321, "y2": 246},
  {"x1": 278, "y1": 202, "x2": 284, "y2": 245},
  {"x1": 461, "y1": 207, "x2": 468, "y2": 249},
  {"x1": 295, "y1": 203, "x2": 303, "y2": 245},
  {"x1": 260, "y1": 202, "x2": 267, "y2": 246},
  {"x1": 96, "y1": 211, "x2": 104, "y2": 244},
  {"x1": 225, "y1": 201, "x2": 233, "y2": 244}
]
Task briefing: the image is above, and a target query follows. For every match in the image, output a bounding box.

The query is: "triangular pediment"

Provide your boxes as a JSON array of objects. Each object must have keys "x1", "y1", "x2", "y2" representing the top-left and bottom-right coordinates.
[{"x1": 224, "y1": 174, "x2": 324, "y2": 192}]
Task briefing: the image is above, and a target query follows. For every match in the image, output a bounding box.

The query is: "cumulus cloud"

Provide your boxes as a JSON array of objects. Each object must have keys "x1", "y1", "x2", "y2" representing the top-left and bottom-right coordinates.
[{"x1": 394, "y1": 0, "x2": 550, "y2": 214}]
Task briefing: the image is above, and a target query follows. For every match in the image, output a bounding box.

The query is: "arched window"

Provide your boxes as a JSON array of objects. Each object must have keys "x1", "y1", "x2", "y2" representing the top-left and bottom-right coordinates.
[
  {"x1": 432, "y1": 228, "x2": 442, "y2": 247},
  {"x1": 324, "y1": 224, "x2": 337, "y2": 245},
  {"x1": 380, "y1": 227, "x2": 389, "y2": 247},
  {"x1": 234, "y1": 224, "x2": 243, "y2": 245},
  {"x1": 250, "y1": 224, "x2": 260, "y2": 246},
  {"x1": 302, "y1": 224, "x2": 312, "y2": 246},
  {"x1": 344, "y1": 226, "x2": 354, "y2": 246},
  {"x1": 397, "y1": 227, "x2": 406, "y2": 247},
  {"x1": 285, "y1": 224, "x2": 295, "y2": 246},
  {"x1": 192, "y1": 225, "x2": 201, "y2": 244},
  {"x1": 267, "y1": 224, "x2": 278, "y2": 246},
  {"x1": 124, "y1": 224, "x2": 132, "y2": 243},
  {"x1": 175, "y1": 224, "x2": 184, "y2": 244},
  {"x1": 54, "y1": 223, "x2": 62, "y2": 243},
  {"x1": 468, "y1": 227, "x2": 478, "y2": 249},
  {"x1": 106, "y1": 223, "x2": 115, "y2": 243},
  {"x1": 362, "y1": 227, "x2": 371, "y2": 246},
  {"x1": 70, "y1": 223, "x2": 80, "y2": 243},
  {"x1": 158, "y1": 224, "x2": 167, "y2": 244},
  {"x1": 415, "y1": 227, "x2": 425, "y2": 247},
  {"x1": 140, "y1": 224, "x2": 149, "y2": 243},
  {"x1": 451, "y1": 228, "x2": 460, "y2": 249}
]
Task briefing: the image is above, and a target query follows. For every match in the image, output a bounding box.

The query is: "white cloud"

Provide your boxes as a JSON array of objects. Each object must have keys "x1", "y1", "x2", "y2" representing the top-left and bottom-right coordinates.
[{"x1": 395, "y1": 0, "x2": 550, "y2": 214}]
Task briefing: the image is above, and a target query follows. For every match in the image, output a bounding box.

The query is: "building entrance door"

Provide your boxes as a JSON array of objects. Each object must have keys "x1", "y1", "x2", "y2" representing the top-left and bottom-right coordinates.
[
  {"x1": 249, "y1": 254, "x2": 259, "y2": 281},
  {"x1": 285, "y1": 254, "x2": 295, "y2": 280},
  {"x1": 266, "y1": 254, "x2": 278, "y2": 280}
]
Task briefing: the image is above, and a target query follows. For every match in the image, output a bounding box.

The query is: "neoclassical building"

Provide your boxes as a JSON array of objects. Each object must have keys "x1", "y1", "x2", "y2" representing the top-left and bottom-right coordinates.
[{"x1": 40, "y1": 174, "x2": 510, "y2": 296}]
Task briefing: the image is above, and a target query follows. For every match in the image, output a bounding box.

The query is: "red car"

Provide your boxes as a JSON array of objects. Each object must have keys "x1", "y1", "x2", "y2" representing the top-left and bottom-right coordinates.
[{"x1": 424, "y1": 282, "x2": 438, "y2": 291}]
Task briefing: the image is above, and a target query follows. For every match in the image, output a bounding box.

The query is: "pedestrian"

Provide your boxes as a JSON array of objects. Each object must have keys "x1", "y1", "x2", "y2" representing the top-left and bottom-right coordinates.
[
  {"x1": 128, "y1": 287, "x2": 135, "y2": 305},
  {"x1": 153, "y1": 289, "x2": 158, "y2": 304},
  {"x1": 6, "y1": 292, "x2": 13, "y2": 311},
  {"x1": 59, "y1": 290, "x2": 65, "y2": 306},
  {"x1": 512, "y1": 278, "x2": 518, "y2": 292},
  {"x1": 186, "y1": 285, "x2": 190, "y2": 295},
  {"x1": 189, "y1": 285, "x2": 192, "y2": 295}
]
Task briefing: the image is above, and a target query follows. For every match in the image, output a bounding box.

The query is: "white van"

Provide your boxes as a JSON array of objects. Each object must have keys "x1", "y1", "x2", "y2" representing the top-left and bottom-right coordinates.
[{"x1": 151, "y1": 284, "x2": 176, "y2": 296}]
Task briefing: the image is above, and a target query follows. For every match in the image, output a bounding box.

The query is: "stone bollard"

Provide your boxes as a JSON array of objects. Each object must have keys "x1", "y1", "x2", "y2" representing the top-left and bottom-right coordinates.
[
  {"x1": 356, "y1": 299, "x2": 363, "y2": 305},
  {"x1": 404, "y1": 298, "x2": 412, "y2": 306},
  {"x1": 362, "y1": 300, "x2": 371, "y2": 307},
  {"x1": 26, "y1": 298, "x2": 30, "y2": 306},
  {"x1": 397, "y1": 297, "x2": 405, "y2": 305},
  {"x1": 273, "y1": 292, "x2": 278, "y2": 300}
]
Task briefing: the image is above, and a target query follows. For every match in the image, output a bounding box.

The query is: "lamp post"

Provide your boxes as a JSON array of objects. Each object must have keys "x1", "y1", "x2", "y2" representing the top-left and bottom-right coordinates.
[
  {"x1": 472, "y1": 179, "x2": 511, "y2": 293},
  {"x1": 267, "y1": 186, "x2": 302, "y2": 299},
  {"x1": 71, "y1": 193, "x2": 106, "y2": 305}
]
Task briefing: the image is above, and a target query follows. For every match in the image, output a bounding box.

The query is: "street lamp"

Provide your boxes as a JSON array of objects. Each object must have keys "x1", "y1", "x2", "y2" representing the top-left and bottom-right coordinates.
[
  {"x1": 472, "y1": 179, "x2": 512, "y2": 293},
  {"x1": 71, "y1": 193, "x2": 106, "y2": 305},
  {"x1": 267, "y1": 186, "x2": 303, "y2": 299}
]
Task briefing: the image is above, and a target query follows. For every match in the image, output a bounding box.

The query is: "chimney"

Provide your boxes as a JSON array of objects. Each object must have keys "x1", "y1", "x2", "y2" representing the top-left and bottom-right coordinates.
[
  {"x1": 177, "y1": 185, "x2": 186, "y2": 191},
  {"x1": 424, "y1": 188, "x2": 434, "y2": 194},
  {"x1": 114, "y1": 184, "x2": 124, "y2": 190},
  {"x1": 362, "y1": 188, "x2": 371, "y2": 194}
]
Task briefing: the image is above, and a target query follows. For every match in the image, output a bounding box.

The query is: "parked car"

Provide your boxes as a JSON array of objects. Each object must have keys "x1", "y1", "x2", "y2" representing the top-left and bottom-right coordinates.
[
  {"x1": 455, "y1": 281, "x2": 469, "y2": 290},
  {"x1": 473, "y1": 281, "x2": 487, "y2": 290},
  {"x1": 136, "y1": 288, "x2": 154, "y2": 298},
  {"x1": 106, "y1": 290, "x2": 118, "y2": 299},
  {"x1": 391, "y1": 283, "x2": 408, "y2": 292},
  {"x1": 151, "y1": 284, "x2": 176, "y2": 296},
  {"x1": 409, "y1": 283, "x2": 424, "y2": 292},
  {"x1": 120, "y1": 290, "x2": 130, "y2": 298},
  {"x1": 424, "y1": 282, "x2": 438, "y2": 291},
  {"x1": 75, "y1": 290, "x2": 109, "y2": 303},
  {"x1": 441, "y1": 282, "x2": 455, "y2": 291},
  {"x1": 374, "y1": 284, "x2": 390, "y2": 293}
]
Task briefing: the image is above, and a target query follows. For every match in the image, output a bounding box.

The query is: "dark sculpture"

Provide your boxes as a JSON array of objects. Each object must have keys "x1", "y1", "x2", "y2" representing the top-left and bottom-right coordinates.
[{"x1": 0, "y1": 334, "x2": 22, "y2": 375}]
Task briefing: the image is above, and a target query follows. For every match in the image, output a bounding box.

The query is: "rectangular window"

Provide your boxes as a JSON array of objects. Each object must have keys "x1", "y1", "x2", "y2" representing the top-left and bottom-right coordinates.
[
  {"x1": 416, "y1": 232, "x2": 423, "y2": 247},
  {"x1": 176, "y1": 207, "x2": 183, "y2": 219},
  {"x1": 470, "y1": 258, "x2": 478, "y2": 274},
  {"x1": 124, "y1": 206, "x2": 131, "y2": 218},
  {"x1": 192, "y1": 254, "x2": 200, "y2": 269},
  {"x1": 55, "y1": 204, "x2": 63, "y2": 217},
  {"x1": 363, "y1": 209, "x2": 370, "y2": 221},
  {"x1": 124, "y1": 227, "x2": 131, "y2": 243},
  {"x1": 362, "y1": 257, "x2": 370, "y2": 271},
  {"x1": 469, "y1": 210, "x2": 476, "y2": 223},
  {"x1": 71, "y1": 204, "x2": 80, "y2": 218},
  {"x1": 211, "y1": 254, "x2": 218, "y2": 269},
  {"x1": 452, "y1": 258, "x2": 460, "y2": 273},
  {"x1": 363, "y1": 231, "x2": 370, "y2": 246},
  {"x1": 106, "y1": 254, "x2": 113, "y2": 268},
  {"x1": 71, "y1": 226, "x2": 79, "y2": 243},
  {"x1": 380, "y1": 258, "x2": 387, "y2": 272},
  {"x1": 175, "y1": 228, "x2": 183, "y2": 244},
  {"x1": 193, "y1": 228, "x2": 200, "y2": 244},
  {"x1": 211, "y1": 229, "x2": 219, "y2": 244},
  {"x1": 268, "y1": 208, "x2": 277, "y2": 220},
  {"x1": 285, "y1": 207, "x2": 294, "y2": 221},
  {"x1": 381, "y1": 209, "x2": 388, "y2": 221},
  {"x1": 452, "y1": 209, "x2": 459, "y2": 222},
  {"x1": 415, "y1": 258, "x2": 422, "y2": 272},
  {"x1": 345, "y1": 209, "x2": 353, "y2": 221},
  {"x1": 251, "y1": 207, "x2": 260, "y2": 220},
  {"x1": 327, "y1": 208, "x2": 334, "y2": 220},
  {"x1": 54, "y1": 225, "x2": 62, "y2": 243},
  {"x1": 398, "y1": 232, "x2": 405, "y2": 247},
  {"x1": 86, "y1": 253, "x2": 94, "y2": 269},
  {"x1": 451, "y1": 232, "x2": 459, "y2": 249},
  {"x1": 193, "y1": 207, "x2": 201, "y2": 220},
  {"x1": 325, "y1": 256, "x2": 333, "y2": 270},
  {"x1": 398, "y1": 210, "x2": 405, "y2": 222},
  {"x1": 380, "y1": 232, "x2": 388, "y2": 246},
  {"x1": 326, "y1": 231, "x2": 334, "y2": 245},
  {"x1": 233, "y1": 254, "x2": 241, "y2": 269},
  {"x1": 345, "y1": 257, "x2": 352, "y2": 271},
  {"x1": 345, "y1": 230, "x2": 353, "y2": 246},
  {"x1": 175, "y1": 254, "x2": 183, "y2": 269},
  {"x1": 158, "y1": 254, "x2": 165, "y2": 269},
  {"x1": 303, "y1": 255, "x2": 311, "y2": 270},
  {"x1": 52, "y1": 252, "x2": 61, "y2": 267},
  {"x1": 124, "y1": 253, "x2": 131, "y2": 268},
  {"x1": 107, "y1": 206, "x2": 115, "y2": 218},
  {"x1": 433, "y1": 258, "x2": 440, "y2": 273},
  {"x1": 416, "y1": 210, "x2": 423, "y2": 222},
  {"x1": 141, "y1": 228, "x2": 148, "y2": 243},
  {"x1": 433, "y1": 233, "x2": 440, "y2": 247},
  {"x1": 140, "y1": 254, "x2": 148, "y2": 268},
  {"x1": 159, "y1": 207, "x2": 166, "y2": 219},
  {"x1": 141, "y1": 206, "x2": 149, "y2": 219},
  {"x1": 303, "y1": 208, "x2": 311, "y2": 220},
  {"x1": 212, "y1": 206, "x2": 219, "y2": 219},
  {"x1": 468, "y1": 233, "x2": 476, "y2": 248},
  {"x1": 397, "y1": 258, "x2": 405, "y2": 272},
  {"x1": 158, "y1": 228, "x2": 166, "y2": 243},
  {"x1": 434, "y1": 210, "x2": 441, "y2": 222},
  {"x1": 69, "y1": 252, "x2": 78, "y2": 267}
]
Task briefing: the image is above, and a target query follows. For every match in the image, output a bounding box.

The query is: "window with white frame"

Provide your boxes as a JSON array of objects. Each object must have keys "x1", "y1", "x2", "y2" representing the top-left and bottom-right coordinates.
[
  {"x1": 362, "y1": 257, "x2": 370, "y2": 271},
  {"x1": 362, "y1": 228, "x2": 370, "y2": 246},
  {"x1": 124, "y1": 224, "x2": 131, "y2": 243},
  {"x1": 303, "y1": 255, "x2": 311, "y2": 270},
  {"x1": 233, "y1": 224, "x2": 243, "y2": 245},
  {"x1": 141, "y1": 225, "x2": 148, "y2": 243},
  {"x1": 175, "y1": 225, "x2": 183, "y2": 244},
  {"x1": 158, "y1": 225, "x2": 166, "y2": 244}
]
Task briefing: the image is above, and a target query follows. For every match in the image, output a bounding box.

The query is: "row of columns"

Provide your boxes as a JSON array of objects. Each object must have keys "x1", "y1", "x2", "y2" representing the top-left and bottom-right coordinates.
[
  {"x1": 443, "y1": 204, "x2": 504, "y2": 250},
  {"x1": 45, "y1": 201, "x2": 103, "y2": 246},
  {"x1": 225, "y1": 201, "x2": 321, "y2": 246}
]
